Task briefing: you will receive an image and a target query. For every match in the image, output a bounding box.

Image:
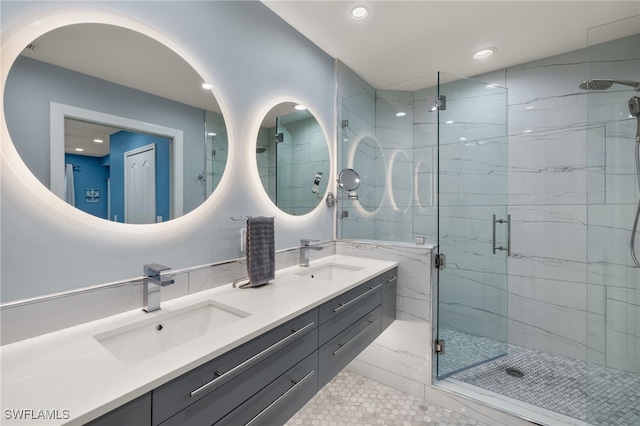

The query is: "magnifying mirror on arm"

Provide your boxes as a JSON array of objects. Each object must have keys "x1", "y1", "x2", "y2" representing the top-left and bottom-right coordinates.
[{"x1": 337, "y1": 168, "x2": 360, "y2": 200}]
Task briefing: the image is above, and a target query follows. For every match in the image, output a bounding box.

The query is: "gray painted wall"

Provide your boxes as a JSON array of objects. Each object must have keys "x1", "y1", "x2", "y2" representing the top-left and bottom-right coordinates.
[{"x1": 1, "y1": 1, "x2": 335, "y2": 302}]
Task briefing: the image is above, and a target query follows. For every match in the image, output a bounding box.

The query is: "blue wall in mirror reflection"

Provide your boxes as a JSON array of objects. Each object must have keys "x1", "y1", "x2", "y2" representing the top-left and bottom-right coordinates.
[{"x1": 65, "y1": 131, "x2": 170, "y2": 222}]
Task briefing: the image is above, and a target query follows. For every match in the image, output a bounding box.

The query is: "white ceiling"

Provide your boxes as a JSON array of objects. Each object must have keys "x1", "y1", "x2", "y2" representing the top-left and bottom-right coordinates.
[{"x1": 262, "y1": 1, "x2": 640, "y2": 90}]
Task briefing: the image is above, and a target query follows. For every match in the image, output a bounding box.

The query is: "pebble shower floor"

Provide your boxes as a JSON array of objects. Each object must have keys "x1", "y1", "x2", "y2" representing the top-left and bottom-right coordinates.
[
  {"x1": 441, "y1": 329, "x2": 640, "y2": 426},
  {"x1": 286, "y1": 369, "x2": 486, "y2": 426}
]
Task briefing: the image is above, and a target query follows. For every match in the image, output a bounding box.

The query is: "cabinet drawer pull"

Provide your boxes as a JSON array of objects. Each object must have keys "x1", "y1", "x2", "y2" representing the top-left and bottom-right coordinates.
[
  {"x1": 244, "y1": 370, "x2": 316, "y2": 426},
  {"x1": 333, "y1": 320, "x2": 378, "y2": 357},
  {"x1": 333, "y1": 284, "x2": 382, "y2": 313},
  {"x1": 385, "y1": 276, "x2": 397, "y2": 284},
  {"x1": 190, "y1": 321, "x2": 315, "y2": 398}
]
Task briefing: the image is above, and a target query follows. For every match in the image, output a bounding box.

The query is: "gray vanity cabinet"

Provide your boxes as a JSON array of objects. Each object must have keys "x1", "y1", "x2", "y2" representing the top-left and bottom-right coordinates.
[
  {"x1": 318, "y1": 306, "x2": 381, "y2": 388},
  {"x1": 381, "y1": 267, "x2": 398, "y2": 332},
  {"x1": 214, "y1": 351, "x2": 318, "y2": 426},
  {"x1": 318, "y1": 276, "x2": 383, "y2": 346},
  {"x1": 85, "y1": 393, "x2": 151, "y2": 426},
  {"x1": 83, "y1": 267, "x2": 397, "y2": 426},
  {"x1": 153, "y1": 309, "x2": 318, "y2": 426},
  {"x1": 317, "y1": 271, "x2": 397, "y2": 389}
]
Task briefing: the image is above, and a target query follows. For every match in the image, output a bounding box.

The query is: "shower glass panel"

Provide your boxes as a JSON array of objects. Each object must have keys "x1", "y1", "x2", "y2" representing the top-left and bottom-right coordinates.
[
  {"x1": 275, "y1": 116, "x2": 290, "y2": 210},
  {"x1": 435, "y1": 72, "x2": 509, "y2": 378},
  {"x1": 586, "y1": 16, "x2": 640, "y2": 426},
  {"x1": 339, "y1": 84, "x2": 380, "y2": 240}
]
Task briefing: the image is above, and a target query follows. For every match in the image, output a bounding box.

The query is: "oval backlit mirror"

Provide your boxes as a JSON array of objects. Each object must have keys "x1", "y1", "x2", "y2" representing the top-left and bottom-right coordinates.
[
  {"x1": 256, "y1": 102, "x2": 330, "y2": 216},
  {"x1": 4, "y1": 23, "x2": 228, "y2": 224}
]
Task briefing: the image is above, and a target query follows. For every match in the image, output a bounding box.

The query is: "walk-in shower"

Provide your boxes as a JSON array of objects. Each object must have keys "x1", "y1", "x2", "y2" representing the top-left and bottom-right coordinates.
[
  {"x1": 580, "y1": 80, "x2": 640, "y2": 267},
  {"x1": 337, "y1": 15, "x2": 639, "y2": 426}
]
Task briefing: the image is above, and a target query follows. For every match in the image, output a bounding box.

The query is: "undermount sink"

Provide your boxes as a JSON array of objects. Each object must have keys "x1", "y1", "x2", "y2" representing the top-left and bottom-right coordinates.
[
  {"x1": 95, "y1": 300, "x2": 250, "y2": 365},
  {"x1": 294, "y1": 263, "x2": 364, "y2": 281}
]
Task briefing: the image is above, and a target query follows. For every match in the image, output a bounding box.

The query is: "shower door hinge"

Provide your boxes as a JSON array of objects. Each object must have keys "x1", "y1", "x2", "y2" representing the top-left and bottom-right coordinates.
[
  {"x1": 435, "y1": 339, "x2": 445, "y2": 354},
  {"x1": 435, "y1": 254, "x2": 446, "y2": 270},
  {"x1": 341, "y1": 119, "x2": 349, "y2": 128},
  {"x1": 436, "y1": 95, "x2": 446, "y2": 110}
]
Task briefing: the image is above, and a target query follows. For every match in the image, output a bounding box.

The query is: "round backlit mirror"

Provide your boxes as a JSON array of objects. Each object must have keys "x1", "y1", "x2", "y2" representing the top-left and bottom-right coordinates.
[
  {"x1": 337, "y1": 168, "x2": 361, "y2": 192},
  {"x1": 256, "y1": 102, "x2": 330, "y2": 215},
  {"x1": 4, "y1": 23, "x2": 228, "y2": 224}
]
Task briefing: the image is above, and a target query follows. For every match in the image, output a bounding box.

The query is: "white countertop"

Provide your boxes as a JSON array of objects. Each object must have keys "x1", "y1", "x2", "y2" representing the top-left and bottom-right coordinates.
[{"x1": 0, "y1": 255, "x2": 397, "y2": 425}]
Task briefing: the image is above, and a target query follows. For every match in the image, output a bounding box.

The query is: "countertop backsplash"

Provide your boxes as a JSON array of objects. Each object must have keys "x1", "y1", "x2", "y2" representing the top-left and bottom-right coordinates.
[{"x1": 0, "y1": 241, "x2": 335, "y2": 345}]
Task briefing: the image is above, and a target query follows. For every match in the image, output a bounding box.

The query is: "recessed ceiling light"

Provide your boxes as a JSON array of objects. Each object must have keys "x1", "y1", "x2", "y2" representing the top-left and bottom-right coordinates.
[
  {"x1": 446, "y1": 120, "x2": 454, "y2": 124},
  {"x1": 459, "y1": 137, "x2": 467, "y2": 141},
  {"x1": 75, "y1": 148, "x2": 84, "y2": 152},
  {"x1": 351, "y1": 6, "x2": 368, "y2": 20},
  {"x1": 523, "y1": 129, "x2": 533, "y2": 134},
  {"x1": 201, "y1": 83, "x2": 213, "y2": 90},
  {"x1": 472, "y1": 47, "x2": 497, "y2": 60},
  {"x1": 484, "y1": 84, "x2": 498, "y2": 90},
  {"x1": 93, "y1": 139, "x2": 103, "y2": 143},
  {"x1": 294, "y1": 104, "x2": 307, "y2": 111},
  {"x1": 207, "y1": 132, "x2": 217, "y2": 137},
  {"x1": 396, "y1": 112, "x2": 406, "y2": 117},
  {"x1": 525, "y1": 105, "x2": 535, "y2": 110}
]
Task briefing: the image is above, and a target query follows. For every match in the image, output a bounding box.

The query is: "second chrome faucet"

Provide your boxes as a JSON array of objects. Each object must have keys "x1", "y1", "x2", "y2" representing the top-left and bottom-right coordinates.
[
  {"x1": 143, "y1": 263, "x2": 175, "y2": 312},
  {"x1": 299, "y1": 239, "x2": 323, "y2": 267}
]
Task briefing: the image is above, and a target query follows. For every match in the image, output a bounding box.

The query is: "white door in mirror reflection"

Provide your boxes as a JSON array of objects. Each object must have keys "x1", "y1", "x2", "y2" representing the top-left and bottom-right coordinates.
[{"x1": 125, "y1": 144, "x2": 156, "y2": 224}]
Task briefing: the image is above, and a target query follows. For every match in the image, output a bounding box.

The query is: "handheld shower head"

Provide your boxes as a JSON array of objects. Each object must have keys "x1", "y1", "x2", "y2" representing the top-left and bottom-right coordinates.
[
  {"x1": 630, "y1": 97, "x2": 640, "y2": 117},
  {"x1": 630, "y1": 97, "x2": 640, "y2": 143},
  {"x1": 579, "y1": 79, "x2": 640, "y2": 91}
]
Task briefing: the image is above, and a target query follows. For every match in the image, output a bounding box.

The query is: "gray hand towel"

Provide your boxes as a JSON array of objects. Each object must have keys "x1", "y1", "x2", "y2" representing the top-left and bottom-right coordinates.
[{"x1": 245, "y1": 216, "x2": 275, "y2": 287}]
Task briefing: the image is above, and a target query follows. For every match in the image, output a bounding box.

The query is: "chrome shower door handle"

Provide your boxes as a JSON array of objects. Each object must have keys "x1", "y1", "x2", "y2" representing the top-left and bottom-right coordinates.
[
  {"x1": 492, "y1": 214, "x2": 497, "y2": 255},
  {"x1": 507, "y1": 214, "x2": 511, "y2": 256},
  {"x1": 492, "y1": 214, "x2": 511, "y2": 256}
]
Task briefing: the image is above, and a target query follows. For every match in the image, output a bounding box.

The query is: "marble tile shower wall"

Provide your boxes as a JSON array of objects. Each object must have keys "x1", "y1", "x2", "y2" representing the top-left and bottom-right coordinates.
[
  {"x1": 0, "y1": 242, "x2": 335, "y2": 345},
  {"x1": 585, "y1": 34, "x2": 640, "y2": 374},
  {"x1": 505, "y1": 34, "x2": 640, "y2": 373}
]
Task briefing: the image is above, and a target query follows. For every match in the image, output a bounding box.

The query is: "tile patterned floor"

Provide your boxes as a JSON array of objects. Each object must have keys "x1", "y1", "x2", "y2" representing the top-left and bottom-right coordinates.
[
  {"x1": 286, "y1": 369, "x2": 486, "y2": 426},
  {"x1": 443, "y1": 329, "x2": 640, "y2": 426}
]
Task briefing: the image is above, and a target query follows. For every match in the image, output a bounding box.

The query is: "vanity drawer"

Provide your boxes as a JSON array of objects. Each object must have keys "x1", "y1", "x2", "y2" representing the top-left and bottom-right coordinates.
[
  {"x1": 318, "y1": 306, "x2": 381, "y2": 389},
  {"x1": 215, "y1": 351, "x2": 318, "y2": 426},
  {"x1": 319, "y1": 276, "x2": 382, "y2": 322},
  {"x1": 381, "y1": 267, "x2": 398, "y2": 332},
  {"x1": 152, "y1": 308, "x2": 318, "y2": 425},
  {"x1": 318, "y1": 283, "x2": 381, "y2": 346},
  {"x1": 158, "y1": 327, "x2": 318, "y2": 426}
]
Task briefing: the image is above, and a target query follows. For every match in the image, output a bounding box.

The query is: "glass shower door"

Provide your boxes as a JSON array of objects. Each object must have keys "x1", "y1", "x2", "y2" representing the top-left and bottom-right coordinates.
[{"x1": 436, "y1": 72, "x2": 509, "y2": 378}]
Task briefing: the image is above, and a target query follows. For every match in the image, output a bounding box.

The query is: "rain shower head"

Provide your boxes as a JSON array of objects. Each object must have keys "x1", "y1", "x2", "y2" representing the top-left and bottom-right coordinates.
[{"x1": 579, "y1": 79, "x2": 640, "y2": 91}]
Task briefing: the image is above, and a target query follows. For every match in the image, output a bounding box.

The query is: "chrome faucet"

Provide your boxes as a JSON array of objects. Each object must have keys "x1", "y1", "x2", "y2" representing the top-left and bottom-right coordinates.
[
  {"x1": 299, "y1": 239, "x2": 323, "y2": 267},
  {"x1": 142, "y1": 263, "x2": 175, "y2": 312}
]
